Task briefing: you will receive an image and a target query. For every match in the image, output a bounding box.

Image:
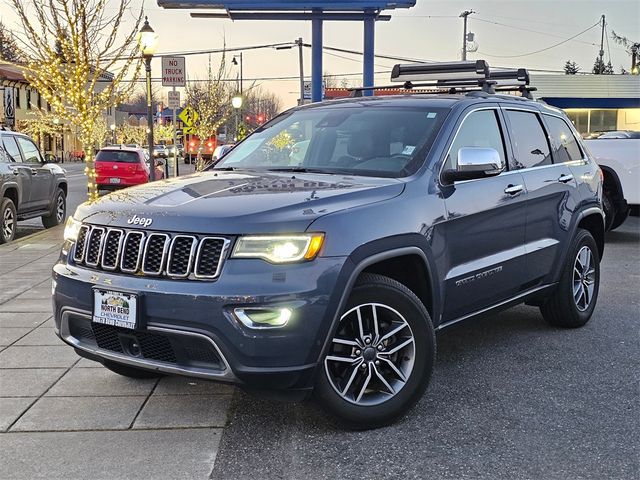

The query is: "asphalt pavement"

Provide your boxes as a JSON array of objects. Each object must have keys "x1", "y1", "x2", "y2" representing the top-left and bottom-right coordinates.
[{"x1": 212, "y1": 216, "x2": 640, "y2": 480}]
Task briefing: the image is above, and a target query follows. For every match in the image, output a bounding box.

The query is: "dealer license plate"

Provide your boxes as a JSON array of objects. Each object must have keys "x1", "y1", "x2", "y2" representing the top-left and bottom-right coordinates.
[
  {"x1": 93, "y1": 289, "x2": 137, "y2": 330},
  {"x1": 110, "y1": 177, "x2": 121, "y2": 184}
]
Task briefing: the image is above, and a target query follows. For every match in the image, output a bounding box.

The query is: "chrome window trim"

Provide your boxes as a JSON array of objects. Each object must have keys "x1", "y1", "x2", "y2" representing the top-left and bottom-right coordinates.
[
  {"x1": 141, "y1": 233, "x2": 170, "y2": 276},
  {"x1": 73, "y1": 225, "x2": 91, "y2": 263},
  {"x1": 166, "y1": 235, "x2": 197, "y2": 278},
  {"x1": 194, "y1": 237, "x2": 231, "y2": 279},
  {"x1": 59, "y1": 308, "x2": 235, "y2": 381},
  {"x1": 84, "y1": 227, "x2": 106, "y2": 267},
  {"x1": 100, "y1": 228, "x2": 124, "y2": 271},
  {"x1": 437, "y1": 106, "x2": 504, "y2": 187},
  {"x1": 120, "y1": 230, "x2": 146, "y2": 273}
]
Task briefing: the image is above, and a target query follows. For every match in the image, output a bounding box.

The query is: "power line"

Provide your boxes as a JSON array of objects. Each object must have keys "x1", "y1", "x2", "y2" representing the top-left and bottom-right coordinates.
[{"x1": 478, "y1": 21, "x2": 600, "y2": 58}]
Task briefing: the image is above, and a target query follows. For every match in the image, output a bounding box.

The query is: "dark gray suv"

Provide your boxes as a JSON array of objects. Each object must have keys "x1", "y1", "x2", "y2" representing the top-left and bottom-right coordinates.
[
  {"x1": 1, "y1": 129, "x2": 68, "y2": 243},
  {"x1": 53, "y1": 62, "x2": 604, "y2": 428}
]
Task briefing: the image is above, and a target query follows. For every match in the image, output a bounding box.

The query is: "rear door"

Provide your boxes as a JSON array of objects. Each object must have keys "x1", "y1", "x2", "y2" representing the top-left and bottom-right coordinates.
[
  {"x1": 2, "y1": 135, "x2": 33, "y2": 211},
  {"x1": 15, "y1": 136, "x2": 54, "y2": 210},
  {"x1": 502, "y1": 108, "x2": 580, "y2": 287},
  {"x1": 440, "y1": 106, "x2": 529, "y2": 322}
]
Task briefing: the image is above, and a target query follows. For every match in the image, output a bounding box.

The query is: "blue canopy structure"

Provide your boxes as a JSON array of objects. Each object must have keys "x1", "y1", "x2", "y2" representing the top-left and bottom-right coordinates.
[{"x1": 157, "y1": 1, "x2": 417, "y2": 101}]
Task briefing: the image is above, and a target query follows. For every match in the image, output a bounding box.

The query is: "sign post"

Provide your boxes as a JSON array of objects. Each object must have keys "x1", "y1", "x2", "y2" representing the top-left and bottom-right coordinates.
[{"x1": 162, "y1": 56, "x2": 186, "y2": 177}]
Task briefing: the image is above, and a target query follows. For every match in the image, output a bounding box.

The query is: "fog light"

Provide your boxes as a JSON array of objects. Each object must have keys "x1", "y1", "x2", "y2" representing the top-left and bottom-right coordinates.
[{"x1": 234, "y1": 307, "x2": 292, "y2": 329}]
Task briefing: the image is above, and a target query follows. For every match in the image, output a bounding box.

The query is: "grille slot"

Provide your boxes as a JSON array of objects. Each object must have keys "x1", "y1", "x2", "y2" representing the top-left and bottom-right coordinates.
[
  {"x1": 73, "y1": 225, "x2": 229, "y2": 280},
  {"x1": 121, "y1": 231, "x2": 144, "y2": 272},
  {"x1": 73, "y1": 225, "x2": 90, "y2": 262},
  {"x1": 92, "y1": 322, "x2": 124, "y2": 353},
  {"x1": 90, "y1": 323, "x2": 177, "y2": 363},
  {"x1": 85, "y1": 227, "x2": 105, "y2": 266},
  {"x1": 167, "y1": 235, "x2": 197, "y2": 277},
  {"x1": 101, "y1": 229, "x2": 123, "y2": 270},
  {"x1": 195, "y1": 237, "x2": 228, "y2": 278},
  {"x1": 142, "y1": 233, "x2": 169, "y2": 275}
]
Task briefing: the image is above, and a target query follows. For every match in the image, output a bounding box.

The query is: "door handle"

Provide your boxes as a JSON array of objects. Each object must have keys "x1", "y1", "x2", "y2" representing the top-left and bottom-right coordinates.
[
  {"x1": 11, "y1": 169, "x2": 20, "y2": 175},
  {"x1": 504, "y1": 184, "x2": 524, "y2": 195},
  {"x1": 558, "y1": 174, "x2": 574, "y2": 183},
  {"x1": 30, "y1": 168, "x2": 38, "y2": 175}
]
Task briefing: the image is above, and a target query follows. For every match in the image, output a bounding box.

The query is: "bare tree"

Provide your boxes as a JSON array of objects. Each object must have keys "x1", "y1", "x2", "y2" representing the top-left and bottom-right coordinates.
[
  {"x1": 186, "y1": 55, "x2": 232, "y2": 170},
  {"x1": 10, "y1": 0, "x2": 143, "y2": 199},
  {"x1": 0, "y1": 21, "x2": 24, "y2": 64}
]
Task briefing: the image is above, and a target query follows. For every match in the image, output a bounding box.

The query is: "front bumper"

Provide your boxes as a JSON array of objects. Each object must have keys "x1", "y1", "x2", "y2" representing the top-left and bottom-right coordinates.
[{"x1": 53, "y1": 250, "x2": 348, "y2": 390}]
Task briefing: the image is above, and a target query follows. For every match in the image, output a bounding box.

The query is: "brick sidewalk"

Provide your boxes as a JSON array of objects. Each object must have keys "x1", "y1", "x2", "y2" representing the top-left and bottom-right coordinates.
[{"x1": 0, "y1": 227, "x2": 233, "y2": 479}]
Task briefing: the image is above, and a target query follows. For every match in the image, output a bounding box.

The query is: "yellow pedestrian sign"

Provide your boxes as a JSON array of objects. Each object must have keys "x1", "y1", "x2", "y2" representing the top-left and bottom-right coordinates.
[
  {"x1": 183, "y1": 126, "x2": 195, "y2": 134},
  {"x1": 179, "y1": 106, "x2": 199, "y2": 126}
]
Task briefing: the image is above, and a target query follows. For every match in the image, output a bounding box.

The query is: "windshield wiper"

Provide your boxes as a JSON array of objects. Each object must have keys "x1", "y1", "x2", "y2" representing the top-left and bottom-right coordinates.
[
  {"x1": 267, "y1": 167, "x2": 336, "y2": 174},
  {"x1": 211, "y1": 166, "x2": 235, "y2": 171}
]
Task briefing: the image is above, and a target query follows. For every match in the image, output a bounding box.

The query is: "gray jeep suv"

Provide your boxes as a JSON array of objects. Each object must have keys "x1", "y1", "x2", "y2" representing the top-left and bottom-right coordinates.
[
  {"x1": 52, "y1": 62, "x2": 604, "y2": 428},
  {"x1": 1, "y1": 129, "x2": 68, "y2": 243}
]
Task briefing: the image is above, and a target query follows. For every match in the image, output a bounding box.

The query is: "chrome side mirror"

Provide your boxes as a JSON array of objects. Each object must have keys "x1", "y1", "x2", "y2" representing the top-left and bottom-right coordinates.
[{"x1": 443, "y1": 147, "x2": 505, "y2": 183}]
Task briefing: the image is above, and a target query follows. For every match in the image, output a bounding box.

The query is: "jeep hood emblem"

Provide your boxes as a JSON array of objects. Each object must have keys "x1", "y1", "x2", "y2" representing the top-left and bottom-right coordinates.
[{"x1": 127, "y1": 215, "x2": 153, "y2": 227}]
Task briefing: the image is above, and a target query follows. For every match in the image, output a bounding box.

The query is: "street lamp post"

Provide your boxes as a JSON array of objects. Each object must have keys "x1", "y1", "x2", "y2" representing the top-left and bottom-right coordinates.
[
  {"x1": 138, "y1": 17, "x2": 159, "y2": 181},
  {"x1": 110, "y1": 123, "x2": 116, "y2": 145},
  {"x1": 232, "y1": 53, "x2": 243, "y2": 94},
  {"x1": 232, "y1": 94, "x2": 243, "y2": 141}
]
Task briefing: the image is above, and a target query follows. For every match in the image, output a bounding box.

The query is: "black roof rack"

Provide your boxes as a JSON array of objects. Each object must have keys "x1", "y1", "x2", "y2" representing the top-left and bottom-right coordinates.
[{"x1": 349, "y1": 60, "x2": 536, "y2": 99}]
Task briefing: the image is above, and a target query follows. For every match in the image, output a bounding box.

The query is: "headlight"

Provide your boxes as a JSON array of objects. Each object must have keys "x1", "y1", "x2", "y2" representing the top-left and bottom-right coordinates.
[
  {"x1": 63, "y1": 216, "x2": 82, "y2": 242},
  {"x1": 231, "y1": 234, "x2": 324, "y2": 263}
]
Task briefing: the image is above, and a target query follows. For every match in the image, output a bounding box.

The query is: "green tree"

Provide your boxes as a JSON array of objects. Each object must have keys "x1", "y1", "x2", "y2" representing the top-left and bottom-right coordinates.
[
  {"x1": 0, "y1": 21, "x2": 23, "y2": 63},
  {"x1": 564, "y1": 60, "x2": 580, "y2": 75}
]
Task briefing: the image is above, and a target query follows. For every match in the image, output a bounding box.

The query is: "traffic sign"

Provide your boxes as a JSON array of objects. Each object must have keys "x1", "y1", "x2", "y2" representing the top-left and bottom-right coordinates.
[
  {"x1": 178, "y1": 106, "x2": 199, "y2": 126},
  {"x1": 167, "y1": 90, "x2": 180, "y2": 109},
  {"x1": 183, "y1": 126, "x2": 195, "y2": 134},
  {"x1": 303, "y1": 80, "x2": 325, "y2": 100},
  {"x1": 161, "y1": 56, "x2": 186, "y2": 87}
]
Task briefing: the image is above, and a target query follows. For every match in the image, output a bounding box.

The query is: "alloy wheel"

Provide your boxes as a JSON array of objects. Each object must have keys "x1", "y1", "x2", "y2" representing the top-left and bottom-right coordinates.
[
  {"x1": 573, "y1": 245, "x2": 596, "y2": 312},
  {"x1": 55, "y1": 194, "x2": 65, "y2": 223},
  {"x1": 2, "y1": 205, "x2": 14, "y2": 240},
  {"x1": 324, "y1": 303, "x2": 416, "y2": 406}
]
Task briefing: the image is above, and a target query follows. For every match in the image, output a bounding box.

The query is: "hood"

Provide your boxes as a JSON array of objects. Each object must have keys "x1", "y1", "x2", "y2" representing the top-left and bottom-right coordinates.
[{"x1": 75, "y1": 170, "x2": 405, "y2": 234}]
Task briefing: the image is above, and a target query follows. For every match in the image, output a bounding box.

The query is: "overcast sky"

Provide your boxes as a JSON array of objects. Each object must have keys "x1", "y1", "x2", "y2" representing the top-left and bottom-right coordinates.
[{"x1": 2, "y1": 0, "x2": 638, "y2": 108}]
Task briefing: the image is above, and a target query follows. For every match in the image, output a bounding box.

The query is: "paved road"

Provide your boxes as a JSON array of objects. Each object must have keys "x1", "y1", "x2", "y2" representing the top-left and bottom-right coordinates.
[
  {"x1": 212, "y1": 217, "x2": 640, "y2": 480},
  {"x1": 15, "y1": 159, "x2": 196, "y2": 241}
]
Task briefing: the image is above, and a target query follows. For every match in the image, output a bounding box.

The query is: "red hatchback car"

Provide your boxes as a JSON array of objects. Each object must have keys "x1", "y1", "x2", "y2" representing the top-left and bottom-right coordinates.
[{"x1": 95, "y1": 147, "x2": 164, "y2": 191}]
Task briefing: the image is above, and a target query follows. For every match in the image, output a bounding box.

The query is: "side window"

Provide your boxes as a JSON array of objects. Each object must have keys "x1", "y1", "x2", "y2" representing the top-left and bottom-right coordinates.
[
  {"x1": 0, "y1": 145, "x2": 8, "y2": 163},
  {"x1": 544, "y1": 115, "x2": 583, "y2": 163},
  {"x1": 505, "y1": 110, "x2": 552, "y2": 169},
  {"x1": 3, "y1": 136, "x2": 24, "y2": 162},
  {"x1": 15, "y1": 137, "x2": 42, "y2": 164},
  {"x1": 445, "y1": 110, "x2": 506, "y2": 170}
]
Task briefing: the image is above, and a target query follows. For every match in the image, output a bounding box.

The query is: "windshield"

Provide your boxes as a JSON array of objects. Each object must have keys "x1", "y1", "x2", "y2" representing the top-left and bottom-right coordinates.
[
  {"x1": 96, "y1": 150, "x2": 140, "y2": 163},
  {"x1": 215, "y1": 105, "x2": 449, "y2": 177}
]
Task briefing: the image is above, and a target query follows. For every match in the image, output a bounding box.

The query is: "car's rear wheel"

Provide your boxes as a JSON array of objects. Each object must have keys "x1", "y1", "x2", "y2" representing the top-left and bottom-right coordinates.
[
  {"x1": 315, "y1": 273, "x2": 435, "y2": 429},
  {"x1": 103, "y1": 360, "x2": 164, "y2": 379},
  {"x1": 42, "y1": 188, "x2": 66, "y2": 228},
  {"x1": 0, "y1": 198, "x2": 17, "y2": 244},
  {"x1": 540, "y1": 229, "x2": 600, "y2": 328}
]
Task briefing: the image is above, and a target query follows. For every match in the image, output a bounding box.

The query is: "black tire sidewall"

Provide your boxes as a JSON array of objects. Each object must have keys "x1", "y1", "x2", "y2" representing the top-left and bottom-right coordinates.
[
  {"x1": 43, "y1": 189, "x2": 66, "y2": 228},
  {"x1": 315, "y1": 274, "x2": 436, "y2": 428},
  {"x1": 1, "y1": 198, "x2": 17, "y2": 244},
  {"x1": 602, "y1": 191, "x2": 616, "y2": 231}
]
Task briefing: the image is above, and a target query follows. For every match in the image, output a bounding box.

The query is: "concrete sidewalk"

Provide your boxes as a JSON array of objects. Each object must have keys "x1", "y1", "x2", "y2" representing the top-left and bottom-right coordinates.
[{"x1": 0, "y1": 227, "x2": 233, "y2": 479}]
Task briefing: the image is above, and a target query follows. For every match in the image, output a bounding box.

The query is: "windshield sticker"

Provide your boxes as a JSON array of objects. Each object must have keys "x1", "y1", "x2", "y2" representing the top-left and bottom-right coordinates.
[
  {"x1": 426, "y1": 112, "x2": 437, "y2": 119},
  {"x1": 402, "y1": 146, "x2": 416, "y2": 155}
]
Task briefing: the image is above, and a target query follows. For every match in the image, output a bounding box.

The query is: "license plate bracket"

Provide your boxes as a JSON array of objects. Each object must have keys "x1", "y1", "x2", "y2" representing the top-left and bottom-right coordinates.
[{"x1": 92, "y1": 288, "x2": 138, "y2": 330}]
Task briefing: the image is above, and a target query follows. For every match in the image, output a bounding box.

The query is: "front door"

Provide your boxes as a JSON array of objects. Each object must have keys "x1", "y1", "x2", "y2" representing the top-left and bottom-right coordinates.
[
  {"x1": 2, "y1": 135, "x2": 33, "y2": 211},
  {"x1": 440, "y1": 107, "x2": 529, "y2": 322}
]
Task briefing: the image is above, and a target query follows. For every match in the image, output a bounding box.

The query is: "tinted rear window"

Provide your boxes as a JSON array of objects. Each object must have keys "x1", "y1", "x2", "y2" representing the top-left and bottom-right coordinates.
[{"x1": 96, "y1": 150, "x2": 140, "y2": 163}]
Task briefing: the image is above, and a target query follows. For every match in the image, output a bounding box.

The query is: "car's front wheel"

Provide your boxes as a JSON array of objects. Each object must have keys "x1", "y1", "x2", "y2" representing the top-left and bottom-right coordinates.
[
  {"x1": 42, "y1": 188, "x2": 66, "y2": 228},
  {"x1": 315, "y1": 273, "x2": 435, "y2": 429},
  {"x1": 0, "y1": 197, "x2": 17, "y2": 244}
]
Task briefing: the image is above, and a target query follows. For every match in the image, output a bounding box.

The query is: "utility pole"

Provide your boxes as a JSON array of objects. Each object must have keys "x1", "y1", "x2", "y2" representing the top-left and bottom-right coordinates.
[
  {"x1": 598, "y1": 14, "x2": 606, "y2": 74},
  {"x1": 296, "y1": 37, "x2": 305, "y2": 106},
  {"x1": 460, "y1": 10, "x2": 475, "y2": 61}
]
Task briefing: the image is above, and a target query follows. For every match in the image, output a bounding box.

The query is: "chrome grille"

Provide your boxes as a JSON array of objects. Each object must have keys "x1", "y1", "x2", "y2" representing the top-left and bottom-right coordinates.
[{"x1": 73, "y1": 225, "x2": 229, "y2": 280}]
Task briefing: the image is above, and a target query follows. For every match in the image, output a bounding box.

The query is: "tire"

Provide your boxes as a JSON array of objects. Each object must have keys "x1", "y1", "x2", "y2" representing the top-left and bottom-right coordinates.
[
  {"x1": 609, "y1": 204, "x2": 629, "y2": 231},
  {"x1": 42, "y1": 188, "x2": 66, "y2": 228},
  {"x1": 315, "y1": 273, "x2": 436, "y2": 429},
  {"x1": 103, "y1": 360, "x2": 163, "y2": 379},
  {"x1": 602, "y1": 191, "x2": 616, "y2": 232},
  {"x1": 540, "y1": 229, "x2": 600, "y2": 328},
  {"x1": 0, "y1": 197, "x2": 17, "y2": 244}
]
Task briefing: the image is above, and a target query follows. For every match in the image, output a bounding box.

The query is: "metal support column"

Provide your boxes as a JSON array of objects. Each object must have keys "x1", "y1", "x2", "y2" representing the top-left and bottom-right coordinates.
[
  {"x1": 311, "y1": 10, "x2": 323, "y2": 102},
  {"x1": 363, "y1": 11, "x2": 375, "y2": 96}
]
